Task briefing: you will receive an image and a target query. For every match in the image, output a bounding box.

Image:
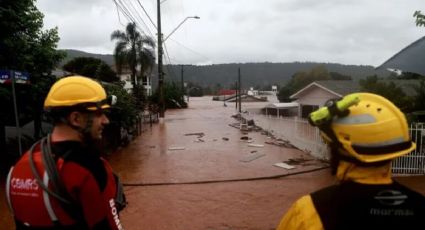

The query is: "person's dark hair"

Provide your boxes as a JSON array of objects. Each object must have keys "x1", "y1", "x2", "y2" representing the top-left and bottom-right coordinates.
[{"x1": 46, "y1": 106, "x2": 92, "y2": 125}]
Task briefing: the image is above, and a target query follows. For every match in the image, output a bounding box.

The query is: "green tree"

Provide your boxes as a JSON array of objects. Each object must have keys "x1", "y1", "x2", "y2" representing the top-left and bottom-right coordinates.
[
  {"x1": 329, "y1": 72, "x2": 352, "y2": 80},
  {"x1": 63, "y1": 57, "x2": 119, "y2": 82},
  {"x1": 188, "y1": 86, "x2": 204, "y2": 97},
  {"x1": 414, "y1": 10, "x2": 425, "y2": 27},
  {"x1": 111, "y1": 23, "x2": 155, "y2": 102},
  {"x1": 278, "y1": 65, "x2": 330, "y2": 102},
  {"x1": 0, "y1": 0, "x2": 64, "y2": 152},
  {"x1": 102, "y1": 82, "x2": 138, "y2": 152},
  {"x1": 150, "y1": 82, "x2": 187, "y2": 109},
  {"x1": 138, "y1": 43, "x2": 155, "y2": 88},
  {"x1": 411, "y1": 80, "x2": 425, "y2": 111},
  {"x1": 359, "y1": 75, "x2": 412, "y2": 112},
  {"x1": 277, "y1": 86, "x2": 293, "y2": 102}
]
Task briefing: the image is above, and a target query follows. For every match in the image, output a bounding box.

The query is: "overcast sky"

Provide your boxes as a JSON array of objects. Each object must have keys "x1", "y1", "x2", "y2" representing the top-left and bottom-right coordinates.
[{"x1": 36, "y1": 0, "x2": 424, "y2": 66}]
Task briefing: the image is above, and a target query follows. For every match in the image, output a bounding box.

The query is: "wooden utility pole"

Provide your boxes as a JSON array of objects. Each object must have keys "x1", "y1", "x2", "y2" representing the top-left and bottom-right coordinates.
[
  {"x1": 157, "y1": 0, "x2": 165, "y2": 120},
  {"x1": 181, "y1": 65, "x2": 184, "y2": 102},
  {"x1": 238, "y1": 68, "x2": 241, "y2": 113}
]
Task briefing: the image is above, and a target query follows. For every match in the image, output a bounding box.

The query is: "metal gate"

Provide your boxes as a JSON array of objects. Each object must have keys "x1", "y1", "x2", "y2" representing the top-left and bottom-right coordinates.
[{"x1": 392, "y1": 123, "x2": 425, "y2": 175}]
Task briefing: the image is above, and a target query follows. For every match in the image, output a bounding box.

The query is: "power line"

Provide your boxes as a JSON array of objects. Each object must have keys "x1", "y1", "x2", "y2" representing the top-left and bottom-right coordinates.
[
  {"x1": 116, "y1": 0, "x2": 137, "y2": 24},
  {"x1": 122, "y1": 167, "x2": 330, "y2": 187},
  {"x1": 126, "y1": 0, "x2": 155, "y2": 37},
  {"x1": 113, "y1": 0, "x2": 125, "y2": 27},
  {"x1": 116, "y1": 0, "x2": 150, "y2": 38},
  {"x1": 163, "y1": 43, "x2": 178, "y2": 80},
  {"x1": 118, "y1": 0, "x2": 147, "y2": 35},
  {"x1": 113, "y1": 0, "x2": 157, "y2": 46},
  {"x1": 167, "y1": 37, "x2": 210, "y2": 61},
  {"x1": 113, "y1": 0, "x2": 135, "y2": 24},
  {"x1": 136, "y1": 0, "x2": 157, "y2": 30}
]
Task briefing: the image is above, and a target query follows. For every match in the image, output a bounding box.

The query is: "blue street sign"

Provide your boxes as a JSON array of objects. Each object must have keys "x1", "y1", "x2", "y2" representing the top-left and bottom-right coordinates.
[
  {"x1": 14, "y1": 71, "x2": 30, "y2": 84},
  {"x1": 0, "y1": 70, "x2": 12, "y2": 83},
  {"x1": 0, "y1": 70, "x2": 30, "y2": 84}
]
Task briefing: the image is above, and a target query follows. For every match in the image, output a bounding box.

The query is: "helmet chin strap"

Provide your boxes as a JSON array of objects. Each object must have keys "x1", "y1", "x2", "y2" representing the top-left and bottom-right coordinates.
[
  {"x1": 81, "y1": 113, "x2": 95, "y2": 143},
  {"x1": 62, "y1": 112, "x2": 95, "y2": 143}
]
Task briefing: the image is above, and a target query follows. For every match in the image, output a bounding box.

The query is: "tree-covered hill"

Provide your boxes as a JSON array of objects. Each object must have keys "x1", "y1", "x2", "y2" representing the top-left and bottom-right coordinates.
[
  {"x1": 60, "y1": 49, "x2": 114, "y2": 66},
  {"x1": 62, "y1": 50, "x2": 391, "y2": 89},
  {"x1": 162, "y1": 62, "x2": 391, "y2": 89}
]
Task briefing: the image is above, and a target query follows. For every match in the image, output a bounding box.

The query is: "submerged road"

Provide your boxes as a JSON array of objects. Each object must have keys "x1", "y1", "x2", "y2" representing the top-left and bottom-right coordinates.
[
  {"x1": 1, "y1": 96, "x2": 424, "y2": 229},
  {"x1": 108, "y1": 97, "x2": 333, "y2": 229}
]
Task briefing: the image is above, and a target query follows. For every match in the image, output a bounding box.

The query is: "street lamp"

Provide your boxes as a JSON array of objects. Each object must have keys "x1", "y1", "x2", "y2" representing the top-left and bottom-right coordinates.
[
  {"x1": 164, "y1": 16, "x2": 200, "y2": 42},
  {"x1": 157, "y1": 0, "x2": 199, "y2": 121}
]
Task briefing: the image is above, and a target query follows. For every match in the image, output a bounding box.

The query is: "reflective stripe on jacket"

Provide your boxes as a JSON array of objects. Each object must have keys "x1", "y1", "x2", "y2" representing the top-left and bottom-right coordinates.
[{"x1": 6, "y1": 141, "x2": 124, "y2": 230}]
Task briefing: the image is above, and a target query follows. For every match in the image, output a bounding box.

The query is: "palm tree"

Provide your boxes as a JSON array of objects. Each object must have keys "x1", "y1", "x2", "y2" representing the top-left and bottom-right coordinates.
[
  {"x1": 111, "y1": 23, "x2": 155, "y2": 99},
  {"x1": 137, "y1": 36, "x2": 155, "y2": 94}
]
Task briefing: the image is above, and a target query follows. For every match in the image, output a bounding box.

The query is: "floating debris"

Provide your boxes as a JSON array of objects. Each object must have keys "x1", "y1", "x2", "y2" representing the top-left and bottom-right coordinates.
[
  {"x1": 273, "y1": 162, "x2": 295, "y2": 170},
  {"x1": 185, "y1": 132, "x2": 205, "y2": 138},
  {"x1": 265, "y1": 140, "x2": 296, "y2": 149},
  {"x1": 240, "y1": 153, "x2": 266, "y2": 162},
  {"x1": 248, "y1": 143, "x2": 264, "y2": 148},
  {"x1": 284, "y1": 158, "x2": 313, "y2": 166},
  {"x1": 168, "y1": 146, "x2": 186, "y2": 151},
  {"x1": 222, "y1": 137, "x2": 229, "y2": 141}
]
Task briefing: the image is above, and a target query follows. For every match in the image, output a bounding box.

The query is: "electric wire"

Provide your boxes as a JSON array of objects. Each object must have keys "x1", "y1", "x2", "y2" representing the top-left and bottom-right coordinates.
[
  {"x1": 122, "y1": 166, "x2": 330, "y2": 187},
  {"x1": 115, "y1": 0, "x2": 147, "y2": 37},
  {"x1": 114, "y1": 0, "x2": 125, "y2": 27},
  {"x1": 127, "y1": 0, "x2": 155, "y2": 37},
  {"x1": 162, "y1": 43, "x2": 177, "y2": 80},
  {"x1": 115, "y1": 0, "x2": 137, "y2": 24},
  {"x1": 167, "y1": 37, "x2": 210, "y2": 61},
  {"x1": 136, "y1": 0, "x2": 157, "y2": 29}
]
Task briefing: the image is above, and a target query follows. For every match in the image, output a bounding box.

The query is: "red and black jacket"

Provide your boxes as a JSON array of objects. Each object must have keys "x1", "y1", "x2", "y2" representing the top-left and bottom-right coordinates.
[{"x1": 6, "y1": 141, "x2": 124, "y2": 230}]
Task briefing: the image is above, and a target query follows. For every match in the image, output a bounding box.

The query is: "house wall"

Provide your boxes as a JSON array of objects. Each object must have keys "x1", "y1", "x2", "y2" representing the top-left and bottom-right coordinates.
[
  {"x1": 295, "y1": 87, "x2": 340, "y2": 106},
  {"x1": 295, "y1": 87, "x2": 341, "y2": 118}
]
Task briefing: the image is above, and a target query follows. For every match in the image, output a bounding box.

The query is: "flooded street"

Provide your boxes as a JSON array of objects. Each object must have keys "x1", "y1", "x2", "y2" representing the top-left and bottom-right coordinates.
[
  {"x1": 2, "y1": 96, "x2": 425, "y2": 229},
  {"x1": 108, "y1": 96, "x2": 334, "y2": 229}
]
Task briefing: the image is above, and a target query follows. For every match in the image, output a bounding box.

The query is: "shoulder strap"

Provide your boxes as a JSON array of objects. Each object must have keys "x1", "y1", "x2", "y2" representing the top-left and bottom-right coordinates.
[
  {"x1": 29, "y1": 136, "x2": 86, "y2": 225},
  {"x1": 310, "y1": 185, "x2": 340, "y2": 230}
]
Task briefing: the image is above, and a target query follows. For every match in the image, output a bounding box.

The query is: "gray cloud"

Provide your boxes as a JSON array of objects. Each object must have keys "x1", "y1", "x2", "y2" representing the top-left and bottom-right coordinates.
[{"x1": 37, "y1": 0, "x2": 424, "y2": 66}]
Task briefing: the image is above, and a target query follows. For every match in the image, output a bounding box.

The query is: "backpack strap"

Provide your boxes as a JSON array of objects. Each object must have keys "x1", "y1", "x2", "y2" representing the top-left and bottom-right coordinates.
[
  {"x1": 5, "y1": 166, "x2": 15, "y2": 216},
  {"x1": 29, "y1": 136, "x2": 86, "y2": 226}
]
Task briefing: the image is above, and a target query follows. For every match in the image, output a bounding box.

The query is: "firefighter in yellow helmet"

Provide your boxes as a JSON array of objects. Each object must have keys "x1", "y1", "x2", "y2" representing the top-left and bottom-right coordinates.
[
  {"x1": 6, "y1": 76, "x2": 125, "y2": 229},
  {"x1": 277, "y1": 93, "x2": 425, "y2": 230}
]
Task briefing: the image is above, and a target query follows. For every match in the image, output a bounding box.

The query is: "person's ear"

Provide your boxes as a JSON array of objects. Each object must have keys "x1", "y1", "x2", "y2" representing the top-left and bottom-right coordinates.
[{"x1": 68, "y1": 111, "x2": 86, "y2": 128}]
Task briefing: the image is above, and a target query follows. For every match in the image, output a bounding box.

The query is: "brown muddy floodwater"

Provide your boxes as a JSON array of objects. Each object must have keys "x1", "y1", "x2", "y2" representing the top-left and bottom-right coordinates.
[{"x1": 1, "y1": 96, "x2": 425, "y2": 230}]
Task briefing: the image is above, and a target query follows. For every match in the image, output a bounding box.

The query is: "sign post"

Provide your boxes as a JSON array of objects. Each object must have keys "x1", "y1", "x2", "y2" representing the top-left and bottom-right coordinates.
[
  {"x1": 0, "y1": 70, "x2": 30, "y2": 155},
  {"x1": 10, "y1": 71, "x2": 22, "y2": 154}
]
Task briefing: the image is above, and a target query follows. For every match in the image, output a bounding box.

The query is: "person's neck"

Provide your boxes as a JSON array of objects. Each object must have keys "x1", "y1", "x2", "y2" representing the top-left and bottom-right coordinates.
[
  {"x1": 336, "y1": 160, "x2": 393, "y2": 184},
  {"x1": 50, "y1": 124, "x2": 83, "y2": 143}
]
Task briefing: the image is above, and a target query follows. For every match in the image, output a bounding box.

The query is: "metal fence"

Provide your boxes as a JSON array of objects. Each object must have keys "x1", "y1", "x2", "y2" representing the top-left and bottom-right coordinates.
[
  {"x1": 244, "y1": 112, "x2": 425, "y2": 175},
  {"x1": 392, "y1": 123, "x2": 425, "y2": 175},
  {"x1": 244, "y1": 113, "x2": 329, "y2": 159}
]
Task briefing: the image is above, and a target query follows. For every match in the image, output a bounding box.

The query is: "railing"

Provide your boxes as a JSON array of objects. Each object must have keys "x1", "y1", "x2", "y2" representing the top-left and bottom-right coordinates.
[
  {"x1": 392, "y1": 123, "x2": 425, "y2": 174},
  {"x1": 243, "y1": 112, "x2": 425, "y2": 175},
  {"x1": 244, "y1": 113, "x2": 329, "y2": 159}
]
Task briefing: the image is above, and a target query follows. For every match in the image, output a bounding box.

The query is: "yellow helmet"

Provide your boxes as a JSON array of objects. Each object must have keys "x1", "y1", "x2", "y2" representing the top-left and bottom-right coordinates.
[
  {"x1": 320, "y1": 93, "x2": 415, "y2": 163},
  {"x1": 44, "y1": 76, "x2": 111, "y2": 111}
]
